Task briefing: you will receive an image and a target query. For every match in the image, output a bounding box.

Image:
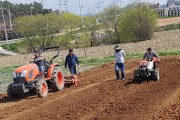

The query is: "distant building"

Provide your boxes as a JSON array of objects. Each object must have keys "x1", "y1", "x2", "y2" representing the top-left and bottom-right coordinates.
[
  {"x1": 156, "y1": 6, "x2": 180, "y2": 18},
  {"x1": 155, "y1": 0, "x2": 180, "y2": 18}
]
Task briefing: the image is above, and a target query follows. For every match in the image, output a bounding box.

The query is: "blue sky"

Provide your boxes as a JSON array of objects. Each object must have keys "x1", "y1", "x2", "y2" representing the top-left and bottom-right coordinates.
[{"x1": 4, "y1": 0, "x2": 167, "y2": 14}]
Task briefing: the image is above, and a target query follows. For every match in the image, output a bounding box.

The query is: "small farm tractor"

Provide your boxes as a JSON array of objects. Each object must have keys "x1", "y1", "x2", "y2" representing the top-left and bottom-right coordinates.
[
  {"x1": 133, "y1": 57, "x2": 160, "y2": 83},
  {"x1": 7, "y1": 46, "x2": 79, "y2": 98}
]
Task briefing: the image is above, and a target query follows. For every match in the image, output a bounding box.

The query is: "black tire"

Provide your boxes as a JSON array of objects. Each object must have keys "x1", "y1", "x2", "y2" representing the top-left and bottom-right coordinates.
[
  {"x1": 35, "y1": 79, "x2": 48, "y2": 98},
  {"x1": 133, "y1": 69, "x2": 141, "y2": 83},
  {"x1": 51, "y1": 66, "x2": 64, "y2": 92},
  {"x1": 7, "y1": 84, "x2": 21, "y2": 99},
  {"x1": 153, "y1": 68, "x2": 160, "y2": 81}
]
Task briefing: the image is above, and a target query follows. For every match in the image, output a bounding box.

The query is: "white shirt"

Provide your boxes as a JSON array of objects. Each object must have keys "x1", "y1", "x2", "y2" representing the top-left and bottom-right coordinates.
[{"x1": 114, "y1": 50, "x2": 126, "y2": 63}]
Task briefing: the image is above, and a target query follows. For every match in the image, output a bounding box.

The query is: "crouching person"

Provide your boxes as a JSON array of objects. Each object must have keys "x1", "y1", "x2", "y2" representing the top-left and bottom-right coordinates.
[{"x1": 114, "y1": 45, "x2": 126, "y2": 81}]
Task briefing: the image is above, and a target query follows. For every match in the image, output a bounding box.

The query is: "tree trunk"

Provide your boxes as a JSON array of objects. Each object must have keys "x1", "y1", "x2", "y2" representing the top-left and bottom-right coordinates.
[
  {"x1": 114, "y1": 25, "x2": 121, "y2": 43},
  {"x1": 84, "y1": 47, "x2": 88, "y2": 58}
]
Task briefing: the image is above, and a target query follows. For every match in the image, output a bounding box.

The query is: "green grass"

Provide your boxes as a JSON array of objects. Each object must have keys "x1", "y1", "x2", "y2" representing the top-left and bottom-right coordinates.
[
  {"x1": 1, "y1": 41, "x2": 24, "y2": 53},
  {"x1": 0, "y1": 66, "x2": 19, "y2": 84},
  {"x1": 158, "y1": 50, "x2": 180, "y2": 56},
  {"x1": 58, "y1": 57, "x2": 115, "y2": 74},
  {"x1": 79, "y1": 56, "x2": 114, "y2": 67},
  {"x1": 125, "y1": 50, "x2": 180, "y2": 59},
  {"x1": 162, "y1": 24, "x2": 180, "y2": 31},
  {"x1": 0, "y1": 66, "x2": 19, "y2": 74}
]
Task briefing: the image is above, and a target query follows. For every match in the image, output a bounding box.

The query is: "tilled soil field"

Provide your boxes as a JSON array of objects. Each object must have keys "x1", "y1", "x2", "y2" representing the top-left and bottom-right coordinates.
[
  {"x1": 0, "y1": 56, "x2": 180, "y2": 120},
  {"x1": 158, "y1": 17, "x2": 180, "y2": 27}
]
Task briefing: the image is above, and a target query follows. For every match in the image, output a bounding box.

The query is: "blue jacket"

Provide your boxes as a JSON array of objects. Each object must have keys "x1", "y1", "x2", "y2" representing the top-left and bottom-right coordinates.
[{"x1": 65, "y1": 54, "x2": 80, "y2": 68}]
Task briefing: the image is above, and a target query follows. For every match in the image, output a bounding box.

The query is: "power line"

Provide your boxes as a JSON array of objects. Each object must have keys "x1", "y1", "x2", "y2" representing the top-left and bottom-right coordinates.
[
  {"x1": 58, "y1": 0, "x2": 61, "y2": 12},
  {"x1": 43, "y1": 0, "x2": 128, "y2": 14},
  {"x1": 65, "y1": 0, "x2": 68, "y2": 12},
  {"x1": 40, "y1": 0, "x2": 44, "y2": 7}
]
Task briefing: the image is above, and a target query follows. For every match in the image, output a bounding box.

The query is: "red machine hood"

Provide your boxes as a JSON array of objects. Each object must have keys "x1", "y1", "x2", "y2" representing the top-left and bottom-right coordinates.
[{"x1": 15, "y1": 64, "x2": 38, "y2": 73}]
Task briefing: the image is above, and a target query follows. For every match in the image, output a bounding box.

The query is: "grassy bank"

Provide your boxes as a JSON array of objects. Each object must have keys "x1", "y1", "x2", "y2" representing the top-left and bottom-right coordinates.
[
  {"x1": 0, "y1": 50, "x2": 179, "y2": 85},
  {"x1": 0, "y1": 66, "x2": 19, "y2": 84}
]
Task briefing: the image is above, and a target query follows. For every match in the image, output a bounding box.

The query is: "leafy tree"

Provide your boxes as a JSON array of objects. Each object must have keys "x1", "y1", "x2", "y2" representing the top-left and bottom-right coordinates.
[
  {"x1": 78, "y1": 33, "x2": 91, "y2": 58},
  {"x1": 83, "y1": 16, "x2": 97, "y2": 47},
  {"x1": 99, "y1": 5, "x2": 121, "y2": 43},
  {"x1": 60, "y1": 12, "x2": 82, "y2": 48},
  {"x1": 118, "y1": 3, "x2": 157, "y2": 42},
  {"x1": 0, "y1": 1, "x2": 52, "y2": 19},
  {"x1": 53, "y1": 35, "x2": 73, "y2": 49},
  {"x1": 61, "y1": 13, "x2": 81, "y2": 32},
  {"x1": 14, "y1": 13, "x2": 61, "y2": 51}
]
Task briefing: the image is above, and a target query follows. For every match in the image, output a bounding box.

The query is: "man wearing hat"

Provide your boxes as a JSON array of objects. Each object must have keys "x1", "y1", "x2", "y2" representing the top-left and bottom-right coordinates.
[
  {"x1": 33, "y1": 51, "x2": 45, "y2": 75},
  {"x1": 65, "y1": 49, "x2": 80, "y2": 75},
  {"x1": 114, "y1": 45, "x2": 126, "y2": 80}
]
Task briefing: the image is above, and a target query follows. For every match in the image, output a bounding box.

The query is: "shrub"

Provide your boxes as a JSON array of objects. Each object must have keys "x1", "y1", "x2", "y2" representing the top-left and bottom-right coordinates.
[{"x1": 118, "y1": 3, "x2": 157, "y2": 42}]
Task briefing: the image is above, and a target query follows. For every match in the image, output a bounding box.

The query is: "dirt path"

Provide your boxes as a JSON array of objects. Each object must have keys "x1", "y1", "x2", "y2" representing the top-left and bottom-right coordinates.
[
  {"x1": 0, "y1": 47, "x2": 17, "y2": 56},
  {"x1": 0, "y1": 56, "x2": 180, "y2": 120}
]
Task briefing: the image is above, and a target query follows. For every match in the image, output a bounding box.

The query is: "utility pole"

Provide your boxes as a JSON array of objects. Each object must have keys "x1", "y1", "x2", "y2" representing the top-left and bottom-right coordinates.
[
  {"x1": 119, "y1": 0, "x2": 122, "y2": 9},
  {"x1": 113, "y1": 0, "x2": 116, "y2": 6},
  {"x1": 88, "y1": 8, "x2": 91, "y2": 16},
  {"x1": 64, "y1": 0, "x2": 68, "y2": 12},
  {"x1": 97, "y1": 0, "x2": 100, "y2": 13},
  {"x1": 30, "y1": 6, "x2": 33, "y2": 16},
  {"x1": 80, "y1": 6, "x2": 84, "y2": 29},
  {"x1": 7, "y1": 4, "x2": 12, "y2": 31},
  {"x1": 79, "y1": 0, "x2": 81, "y2": 7},
  {"x1": 79, "y1": 0, "x2": 81, "y2": 15},
  {"x1": 40, "y1": 0, "x2": 44, "y2": 7},
  {"x1": 96, "y1": 0, "x2": 100, "y2": 25},
  {"x1": 30, "y1": 6, "x2": 32, "y2": 16},
  {"x1": 1, "y1": 4, "x2": 9, "y2": 49},
  {"x1": 58, "y1": 0, "x2": 61, "y2": 15},
  {"x1": 79, "y1": 0, "x2": 84, "y2": 30},
  {"x1": 40, "y1": 0, "x2": 44, "y2": 13}
]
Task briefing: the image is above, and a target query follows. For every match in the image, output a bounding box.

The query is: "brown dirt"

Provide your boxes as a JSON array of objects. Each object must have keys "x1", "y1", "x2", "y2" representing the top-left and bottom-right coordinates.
[
  {"x1": 158, "y1": 17, "x2": 180, "y2": 27},
  {"x1": 0, "y1": 56, "x2": 180, "y2": 120}
]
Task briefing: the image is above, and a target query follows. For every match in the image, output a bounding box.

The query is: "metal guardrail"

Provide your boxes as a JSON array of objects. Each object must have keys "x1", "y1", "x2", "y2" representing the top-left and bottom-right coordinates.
[{"x1": 0, "y1": 38, "x2": 23, "y2": 45}]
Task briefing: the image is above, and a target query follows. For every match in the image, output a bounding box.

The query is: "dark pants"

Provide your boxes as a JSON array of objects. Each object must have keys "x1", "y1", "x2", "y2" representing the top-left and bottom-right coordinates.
[
  {"x1": 115, "y1": 63, "x2": 125, "y2": 79},
  {"x1": 69, "y1": 65, "x2": 77, "y2": 75}
]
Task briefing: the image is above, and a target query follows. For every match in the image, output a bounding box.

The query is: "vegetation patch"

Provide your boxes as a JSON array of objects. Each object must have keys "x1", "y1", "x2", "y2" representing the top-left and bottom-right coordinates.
[{"x1": 0, "y1": 66, "x2": 19, "y2": 84}]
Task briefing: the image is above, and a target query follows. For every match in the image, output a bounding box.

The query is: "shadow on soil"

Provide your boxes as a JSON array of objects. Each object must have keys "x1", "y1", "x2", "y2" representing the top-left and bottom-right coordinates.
[
  {"x1": 124, "y1": 78, "x2": 157, "y2": 86},
  {"x1": 0, "y1": 84, "x2": 77, "y2": 104},
  {"x1": 0, "y1": 92, "x2": 37, "y2": 104}
]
